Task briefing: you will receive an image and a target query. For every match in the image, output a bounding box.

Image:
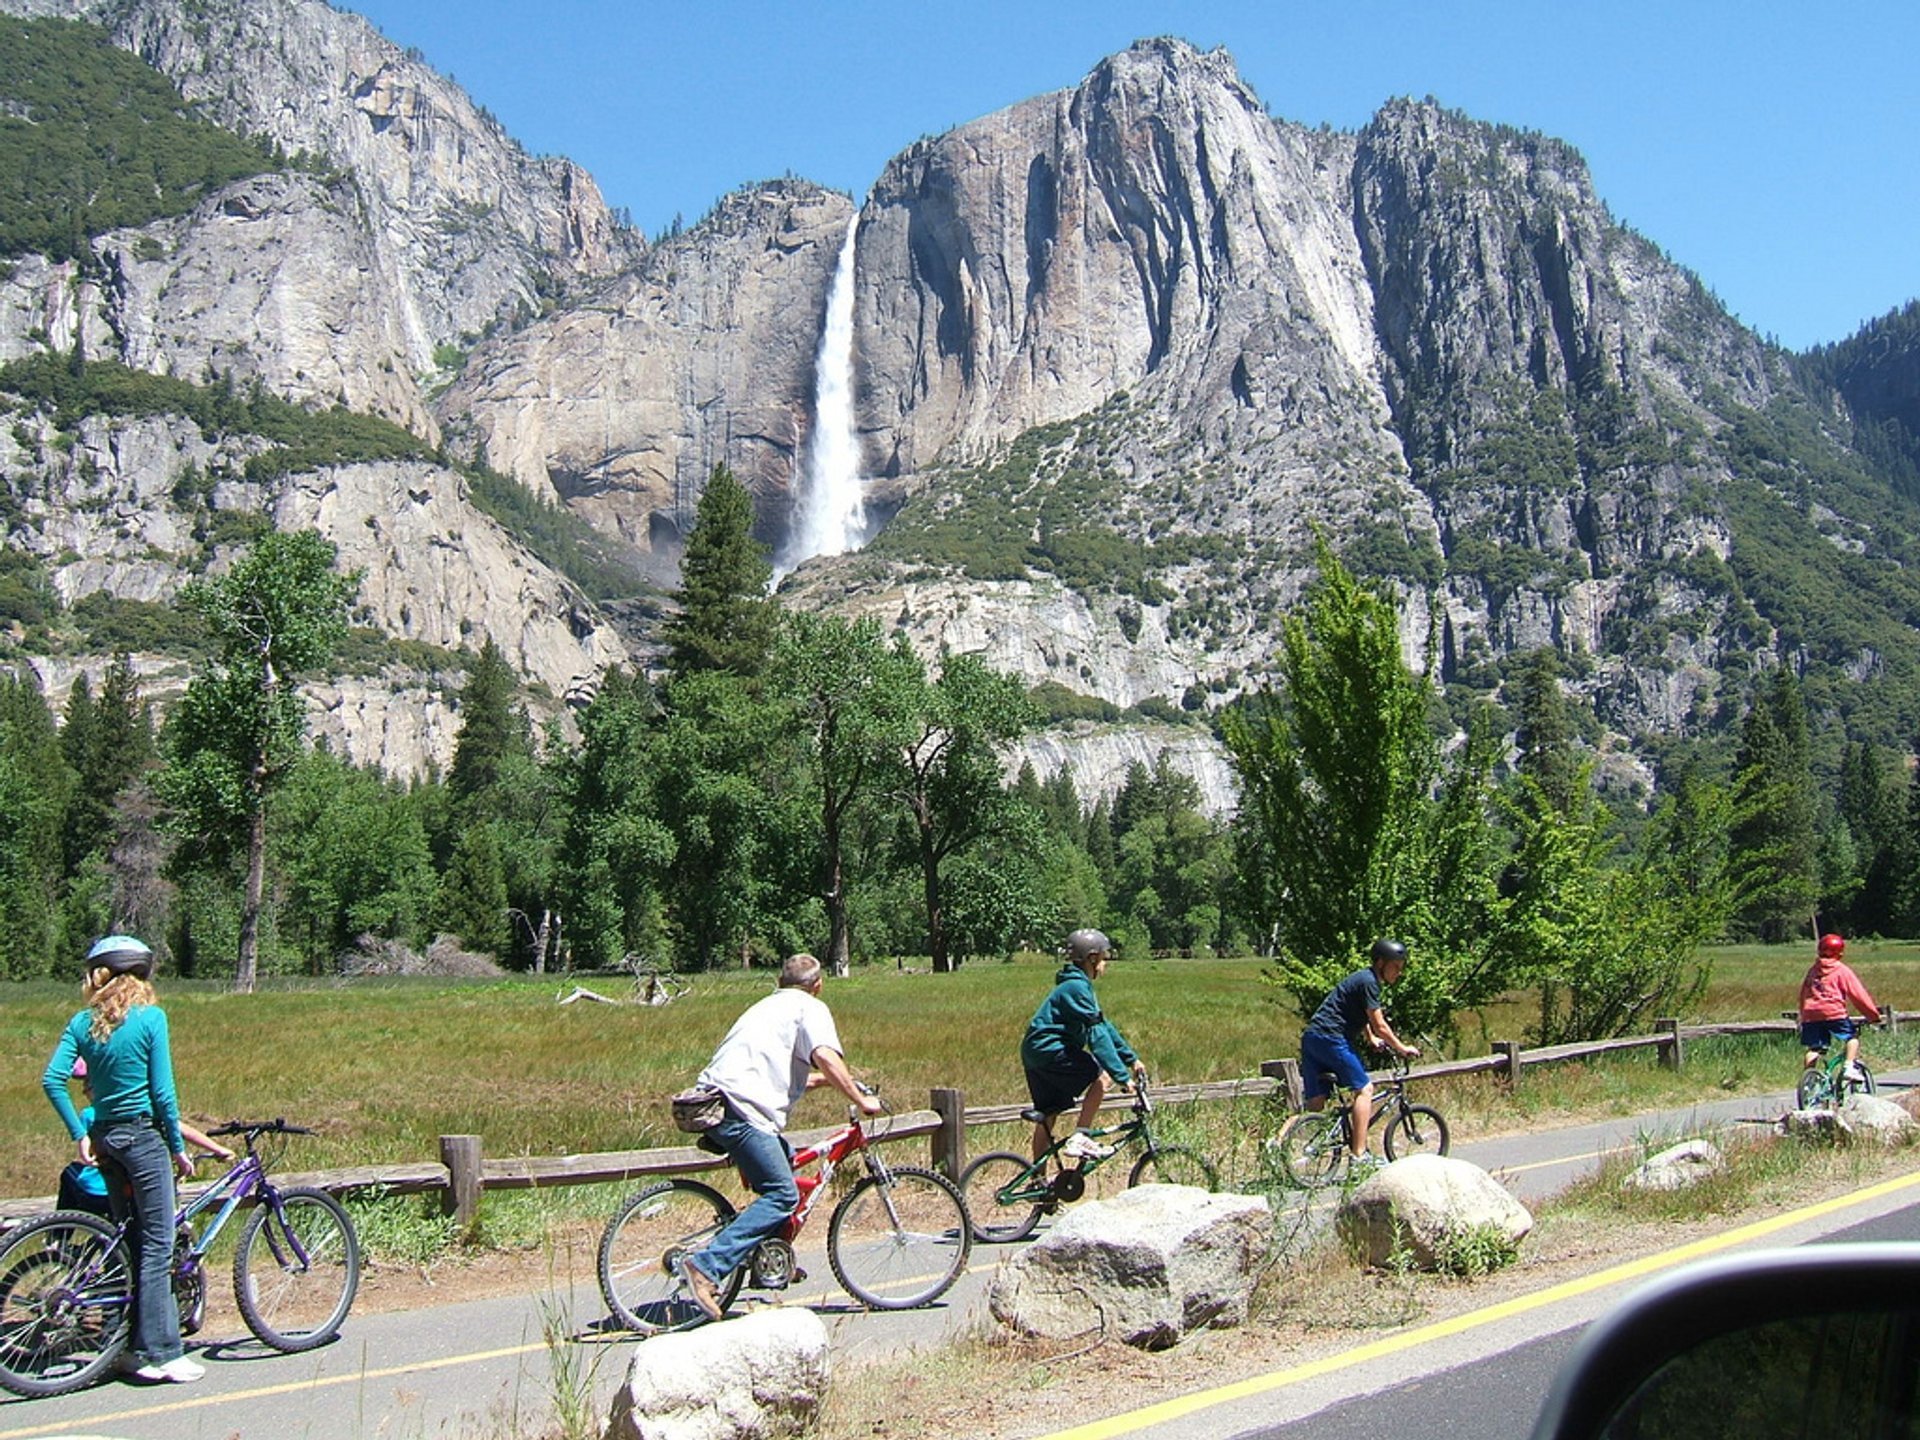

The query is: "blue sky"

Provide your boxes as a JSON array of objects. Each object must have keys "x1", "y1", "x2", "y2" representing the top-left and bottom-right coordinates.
[{"x1": 347, "y1": 1, "x2": 1915, "y2": 352}]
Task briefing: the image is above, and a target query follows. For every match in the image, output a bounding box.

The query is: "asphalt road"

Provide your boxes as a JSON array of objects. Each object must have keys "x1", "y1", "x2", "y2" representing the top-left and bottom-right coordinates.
[{"x1": 2, "y1": 1075, "x2": 1914, "y2": 1440}]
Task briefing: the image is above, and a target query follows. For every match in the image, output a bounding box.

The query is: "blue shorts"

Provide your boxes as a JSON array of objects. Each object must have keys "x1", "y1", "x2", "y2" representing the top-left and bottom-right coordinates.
[
  {"x1": 1800, "y1": 1018, "x2": 1858, "y2": 1052},
  {"x1": 1301, "y1": 1031, "x2": 1370, "y2": 1100}
]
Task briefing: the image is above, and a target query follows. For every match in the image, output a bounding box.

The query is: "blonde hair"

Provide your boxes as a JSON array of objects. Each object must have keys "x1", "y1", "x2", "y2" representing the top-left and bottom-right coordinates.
[{"x1": 84, "y1": 970, "x2": 157, "y2": 1043}]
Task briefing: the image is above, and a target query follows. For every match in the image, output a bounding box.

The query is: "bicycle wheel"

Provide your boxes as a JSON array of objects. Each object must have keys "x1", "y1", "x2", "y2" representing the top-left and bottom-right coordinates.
[
  {"x1": 827, "y1": 1165, "x2": 971, "y2": 1310},
  {"x1": 1795, "y1": 1068, "x2": 1833, "y2": 1110},
  {"x1": 1382, "y1": 1104, "x2": 1450, "y2": 1161},
  {"x1": 1843, "y1": 1063, "x2": 1878, "y2": 1101},
  {"x1": 1277, "y1": 1112, "x2": 1348, "y2": 1189},
  {"x1": 958, "y1": 1151, "x2": 1046, "y2": 1243},
  {"x1": 1128, "y1": 1145, "x2": 1220, "y2": 1191},
  {"x1": 0, "y1": 1211, "x2": 130, "y2": 1398},
  {"x1": 598, "y1": 1179, "x2": 744, "y2": 1333},
  {"x1": 233, "y1": 1187, "x2": 360, "y2": 1352}
]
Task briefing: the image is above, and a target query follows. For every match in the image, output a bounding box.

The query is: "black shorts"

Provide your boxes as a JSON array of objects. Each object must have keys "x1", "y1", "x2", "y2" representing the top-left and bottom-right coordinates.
[{"x1": 1024, "y1": 1051, "x2": 1101, "y2": 1116}]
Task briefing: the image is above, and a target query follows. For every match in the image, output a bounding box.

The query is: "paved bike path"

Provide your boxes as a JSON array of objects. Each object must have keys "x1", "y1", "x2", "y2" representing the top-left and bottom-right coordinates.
[{"x1": 4, "y1": 1072, "x2": 1912, "y2": 1440}]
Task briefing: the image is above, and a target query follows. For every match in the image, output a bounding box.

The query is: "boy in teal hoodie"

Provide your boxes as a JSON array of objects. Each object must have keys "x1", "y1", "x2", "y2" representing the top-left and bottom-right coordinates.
[{"x1": 1020, "y1": 928, "x2": 1147, "y2": 1161}]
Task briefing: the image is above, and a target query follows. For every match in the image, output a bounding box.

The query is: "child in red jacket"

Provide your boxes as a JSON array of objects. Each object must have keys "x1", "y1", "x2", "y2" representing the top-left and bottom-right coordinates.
[{"x1": 1799, "y1": 933, "x2": 1881, "y2": 1083}]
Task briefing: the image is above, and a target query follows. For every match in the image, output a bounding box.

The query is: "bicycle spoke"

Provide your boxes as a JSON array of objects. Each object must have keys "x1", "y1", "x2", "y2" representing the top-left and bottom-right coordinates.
[
  {"x1": 827, "y1": 1168, "x2": 970, "y2": 1310},
  {"x1": 0, "y1": 1215, "x2": 130, "y2": 1398},
  {"x1": 234, "y1": 1189, "x2": 360, "y2": 1352}
]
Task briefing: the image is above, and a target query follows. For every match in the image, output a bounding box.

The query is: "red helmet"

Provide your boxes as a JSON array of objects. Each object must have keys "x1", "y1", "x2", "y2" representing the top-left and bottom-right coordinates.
[{"x1": 1817, "y1": 933, "x2": 1846, "y2": 959}]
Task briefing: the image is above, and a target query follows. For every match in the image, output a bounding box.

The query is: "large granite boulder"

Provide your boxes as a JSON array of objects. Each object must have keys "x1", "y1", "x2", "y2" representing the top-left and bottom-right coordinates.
[
  {"x1": 604, "y1": 1308, "x2": 828, "y2": 1440},
  {"x1": 987, "y1": 1183, "x2": 1271, "y2": 1349},
  {"x1": 1337, "y1": 1154, "x2": 1532, "y2": 1271}
]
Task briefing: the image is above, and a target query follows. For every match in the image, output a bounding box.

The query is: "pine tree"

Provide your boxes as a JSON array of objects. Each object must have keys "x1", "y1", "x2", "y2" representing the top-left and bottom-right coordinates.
[
  {"x1": 1727, "y1": 667, "x2": 1819, "y2": 942},
  {"x1": 447, "y1": 636, "x2": 531, "y2": 811},
  {"x1": 663, "y1": 465, "x2": 777, "y2": 681}
]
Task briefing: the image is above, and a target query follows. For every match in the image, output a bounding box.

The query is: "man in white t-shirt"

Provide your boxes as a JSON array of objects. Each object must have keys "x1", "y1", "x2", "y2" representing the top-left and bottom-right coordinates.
[{"x1": 676, "y1": 952, "x2": 881, "y2": 1320}]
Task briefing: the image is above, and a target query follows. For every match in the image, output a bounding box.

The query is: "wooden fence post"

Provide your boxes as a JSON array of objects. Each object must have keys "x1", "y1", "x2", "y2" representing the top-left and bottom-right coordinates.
[
  {"x1": 929, "y1": 1087, "x2": 966, "y2": 1179},
  {"x1": 1494, "y1": 1041, "x2": 1521, "y2": 1089},
  {"x1": 1656, "y1": 1018, "x2": 1683, "y2": 1070},
  {"x1": 1260, "y1": 1058, "x2": 1303, "y2": 1111},
  {"x1": 440, "y1": 1134, "x2": 483, "y2": 1234}
]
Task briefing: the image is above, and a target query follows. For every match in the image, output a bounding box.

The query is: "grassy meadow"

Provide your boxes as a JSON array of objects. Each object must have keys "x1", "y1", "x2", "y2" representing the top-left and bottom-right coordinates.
[{"x1": 5, "y1": 942, "x2": 1920, "y2": 1203}]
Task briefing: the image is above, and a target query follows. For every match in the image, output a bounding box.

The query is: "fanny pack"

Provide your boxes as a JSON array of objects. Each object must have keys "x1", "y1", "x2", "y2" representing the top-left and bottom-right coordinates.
[{"x1": 671, "y1": 1085, "x2": 727, "y2": 1134}]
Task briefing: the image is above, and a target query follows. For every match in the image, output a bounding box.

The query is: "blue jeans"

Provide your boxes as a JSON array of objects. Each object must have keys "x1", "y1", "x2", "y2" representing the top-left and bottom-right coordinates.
[
  {"x1": 93, "y1": 1120, "x2": 182, "y2": 1365},
  {"x1": 689, "y1": 1113, "x2": 797, "y2": 1283}
]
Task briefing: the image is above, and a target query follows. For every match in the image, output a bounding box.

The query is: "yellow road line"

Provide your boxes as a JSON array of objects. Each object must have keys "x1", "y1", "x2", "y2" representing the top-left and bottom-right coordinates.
[
  {"x1": 0, "y1": 1339, "x2": 548, "y2": 1440},
  {"x1": 1031, "y1": 1166, "x2": 1920, "y2": 1440}
]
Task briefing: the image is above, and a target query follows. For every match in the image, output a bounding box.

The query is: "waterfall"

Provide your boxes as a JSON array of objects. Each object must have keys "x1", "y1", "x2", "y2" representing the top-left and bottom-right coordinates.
[{"x1": 781, "y1": 213, "x2": 866, "y2": 572}]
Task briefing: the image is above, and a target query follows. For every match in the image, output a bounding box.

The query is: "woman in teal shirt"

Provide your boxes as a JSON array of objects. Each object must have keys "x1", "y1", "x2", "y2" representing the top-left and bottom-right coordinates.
[{"x1": 41, "y1": 936, "x2": 205, "y2": 1385}]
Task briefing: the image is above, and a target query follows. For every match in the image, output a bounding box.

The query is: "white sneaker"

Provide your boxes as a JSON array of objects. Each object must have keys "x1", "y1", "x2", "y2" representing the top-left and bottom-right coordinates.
[
  {"x1": 135, "y1": 1355, "x2": 204, "y2": 1384},
  {"x1": 1061, "y1": 1131, "x2": 1114, "y2": 1161},
  {"x1": 1845, "y1": 1063, "x2": 1868, "y2": 1084}
]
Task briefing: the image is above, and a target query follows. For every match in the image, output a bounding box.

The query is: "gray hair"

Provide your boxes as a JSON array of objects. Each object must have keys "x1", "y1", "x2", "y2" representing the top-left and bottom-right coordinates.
[{"x1": 779, "y1": 953, "x2": 824, "y2": 989}]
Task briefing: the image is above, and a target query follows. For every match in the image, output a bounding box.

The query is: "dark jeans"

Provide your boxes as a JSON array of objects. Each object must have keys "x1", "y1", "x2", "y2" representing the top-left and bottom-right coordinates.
[
  {"x1": 93, "y1": 1119, "x2": 182, "y2": 1365},
  {"x1": 689, "y1": 1112, "x2": 797, "y2": 1283}
]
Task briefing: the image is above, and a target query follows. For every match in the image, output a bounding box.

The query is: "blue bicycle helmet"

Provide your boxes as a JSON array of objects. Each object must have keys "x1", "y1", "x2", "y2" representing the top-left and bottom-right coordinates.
[{"x1": 85, "y1": 934, "x2": 153, "y2": 979}]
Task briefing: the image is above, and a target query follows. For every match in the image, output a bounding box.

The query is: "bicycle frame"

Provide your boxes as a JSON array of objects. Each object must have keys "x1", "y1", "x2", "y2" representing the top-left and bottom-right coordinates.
[
  {"x1": 993, "y1": 1096, "x2": 1154, "y2": 1206},
  {"x1": 65, "y1": 1131, "x2": 319, "y2": 1320},
  {"x1": 767, "y1": 1115, "x2": 875, "y2": 1244}
]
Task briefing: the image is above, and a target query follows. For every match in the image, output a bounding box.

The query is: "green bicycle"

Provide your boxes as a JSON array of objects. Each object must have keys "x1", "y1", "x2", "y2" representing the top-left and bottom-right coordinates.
[
  {"x1": 1795, "y1": 1043, "x2": 1877, "y2": 1110},
  {"x1": 957, "y1": 1081, "x2": 1219, "y2": 1243}
]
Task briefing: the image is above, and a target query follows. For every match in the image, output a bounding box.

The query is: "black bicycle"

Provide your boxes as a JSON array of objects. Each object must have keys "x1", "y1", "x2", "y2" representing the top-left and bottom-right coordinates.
[
  {"x1": 1275, "y1": 1055, "x2": 1449, "y2": 1188},
  {"x1": 957, "y1": 1081, "x2": 1219, "y2": 1243}
]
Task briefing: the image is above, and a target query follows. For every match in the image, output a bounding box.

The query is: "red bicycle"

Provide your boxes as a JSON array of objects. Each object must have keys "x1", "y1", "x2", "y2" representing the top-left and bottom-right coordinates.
[{"x1": 596, "y1": 1097, "x2": 972, "y2": 1333}]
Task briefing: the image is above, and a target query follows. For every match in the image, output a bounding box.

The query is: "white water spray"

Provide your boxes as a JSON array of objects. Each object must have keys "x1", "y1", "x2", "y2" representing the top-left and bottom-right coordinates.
[{"x1": 782, "y1": 214, "x2": 866, "y2": 572}]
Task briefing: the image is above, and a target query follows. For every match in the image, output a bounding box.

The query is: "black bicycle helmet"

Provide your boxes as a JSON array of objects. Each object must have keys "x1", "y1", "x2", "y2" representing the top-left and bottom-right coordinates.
[
  {"x1": 1369, "y1": 937, "x2": 1408, "y2": 967},
  {"x1": 1064, "y1": 928, "x2": 1113, "y2": 962},
  {"x1": 85, "y1": 934, "x2": 153, "y2": 980}
]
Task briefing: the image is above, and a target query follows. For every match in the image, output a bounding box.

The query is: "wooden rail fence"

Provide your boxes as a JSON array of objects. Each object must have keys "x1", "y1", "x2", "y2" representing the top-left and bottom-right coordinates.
[{"x1": 4, "y1": 1012, "x2": 1905, "y2": 1230}]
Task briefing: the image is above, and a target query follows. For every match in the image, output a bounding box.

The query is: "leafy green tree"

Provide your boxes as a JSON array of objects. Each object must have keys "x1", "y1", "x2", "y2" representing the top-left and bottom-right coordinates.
[
  {"x1": 1499, "y1": 767, "x2": 1729, "y2": 1042},
  {"x1": 889, "y1": 654, "x2": 1040, "y2": 973},
  {"x1": 770, "y1": 614, "x2": 923, "y2": 973},
  {"x1": 663, "y1": 465, "x2": 777, "y2": 681},
  {"x1": 1727, "y1": 667, "x2": 1819, "y2": 942},
  {"x1": 158, "y1": 530, "x2": 359, "y2": 991},
  {"x1": 1222, "y1": 542, "x2": 1504, "y2": 1040}
]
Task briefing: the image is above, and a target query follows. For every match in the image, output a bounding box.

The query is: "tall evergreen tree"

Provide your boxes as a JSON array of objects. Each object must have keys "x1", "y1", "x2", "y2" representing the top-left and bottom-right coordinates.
[
  {"x1": 1727, "y1": 667, "x2": 1819, "y2": 941},
  {"x1": 663, "y1": 464, "x2": 777, "y2": 681},
  {"x1": 1511, "y1": 647, "x2": 1580, "y2": 813},
  {"x1": 0, "y1": 674, "x2": 72, "y2": 976},
  {"x1": 447, "y1": 637, "x2": 531, "y2": 810}
]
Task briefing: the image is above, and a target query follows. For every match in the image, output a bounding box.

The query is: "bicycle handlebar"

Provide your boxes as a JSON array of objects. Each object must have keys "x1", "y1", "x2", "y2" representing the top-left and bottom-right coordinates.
[{"x1": 206, "y1": 1118, "x2": 314, "y2": 1139}]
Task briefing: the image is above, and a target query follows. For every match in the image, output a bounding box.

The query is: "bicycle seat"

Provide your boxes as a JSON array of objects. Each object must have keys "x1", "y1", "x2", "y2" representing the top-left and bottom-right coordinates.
[{"x1": 1020, "y1": 1108, "x2": 1052, "y2": 1126}]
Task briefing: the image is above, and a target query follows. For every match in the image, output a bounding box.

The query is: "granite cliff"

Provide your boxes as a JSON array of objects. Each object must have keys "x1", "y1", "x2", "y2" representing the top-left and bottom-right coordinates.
[{"x1": 3, "y1": 11, "x2": 1916, "y2": 802}]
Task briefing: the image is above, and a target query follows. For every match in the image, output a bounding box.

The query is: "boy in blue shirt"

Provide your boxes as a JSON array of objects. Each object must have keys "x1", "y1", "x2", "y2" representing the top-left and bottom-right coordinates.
[{"x1": 1299, "y1": 938, "x2": 1421, "y2": 1168}]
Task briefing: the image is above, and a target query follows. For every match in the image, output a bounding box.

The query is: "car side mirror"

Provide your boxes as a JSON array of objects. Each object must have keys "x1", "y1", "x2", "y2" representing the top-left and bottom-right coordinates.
[{"x1": 1529, "y1": 1244, "x2": 1920, "y2": 1440}]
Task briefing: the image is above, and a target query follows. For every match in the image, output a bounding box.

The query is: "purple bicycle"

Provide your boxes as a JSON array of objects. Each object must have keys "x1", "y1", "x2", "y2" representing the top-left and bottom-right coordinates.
[{"x1": 0, "y1": 1119, "x2": 361, "y2": 1398}]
